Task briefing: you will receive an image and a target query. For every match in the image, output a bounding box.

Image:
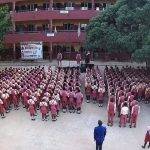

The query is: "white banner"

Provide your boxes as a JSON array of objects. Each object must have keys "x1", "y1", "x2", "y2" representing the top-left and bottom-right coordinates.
[{"x1": 20, "y1": 42, "x2": 43, "y2": 60}]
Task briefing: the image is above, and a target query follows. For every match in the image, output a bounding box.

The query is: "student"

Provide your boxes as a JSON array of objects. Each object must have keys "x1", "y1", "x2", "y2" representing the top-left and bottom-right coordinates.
[
  {"x1": 75, "y1": 88, "x2": 83, "y2": 114},
  {"x1": 142, "y1": 126, "x2": 150, "y2": 148},
  {"x1": 40, "y1": 101, "x2": 48, "y2": 121},
  {"x1": 130, "y1": 102, "x2": 140, "y2": 128},
  {"x1": 119, "y1": 102, "x2": 129, "y2": 127},
  {"x1": 28, "y1": 99, "x2": 36, "y2": 120},
  {"x1": 107, "y1": 97, "x2": 116, "y2": 126},
  {"x1": 0, "y1": 99, "x2": 5, "y2": 118}
]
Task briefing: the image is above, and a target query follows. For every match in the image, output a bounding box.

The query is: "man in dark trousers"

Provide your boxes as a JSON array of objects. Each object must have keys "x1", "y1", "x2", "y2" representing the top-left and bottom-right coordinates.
[{"x1": 94, "y1": 120, "x2": 107, "y2": 150}]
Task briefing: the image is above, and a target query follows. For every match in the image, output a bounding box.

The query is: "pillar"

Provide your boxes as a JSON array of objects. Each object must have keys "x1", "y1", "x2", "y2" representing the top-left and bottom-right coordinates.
[
  {"x1": 13, "y1": 1, "x2": 16, "y2": 12},
  {"x1": 12, "y1": 21, "x2": 16, "y2": 32},
  {"x1": 92, "y1": 0, "x2": 95, "y2": 10},
  {"x1": 49, "y1": 43, "x2": 53, "y2": 61},
  {"x1": 48, "y1": 20, "x2": 53, "y2": 32},
  {"x1": 13, "y1": 43, "x2": 16, "y2": 60},
  {"x1": 49, "y1": 0, "x2": 53, "y2": 10}
]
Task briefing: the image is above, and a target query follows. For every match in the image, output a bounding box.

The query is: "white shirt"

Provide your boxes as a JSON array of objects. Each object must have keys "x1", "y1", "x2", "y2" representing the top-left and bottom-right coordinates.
[{"x1": 121, "y1": 106, "x2": 129, "y2": 115}]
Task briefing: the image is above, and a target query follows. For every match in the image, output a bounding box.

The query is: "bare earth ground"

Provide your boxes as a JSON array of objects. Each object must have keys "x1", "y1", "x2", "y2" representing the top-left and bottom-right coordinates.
[
  {"x1": 0, "y1": 99, "x2": 150, "y2": 150},
  {"x1": 0, "y1": 61, "x2": 149, "y2": 150}
]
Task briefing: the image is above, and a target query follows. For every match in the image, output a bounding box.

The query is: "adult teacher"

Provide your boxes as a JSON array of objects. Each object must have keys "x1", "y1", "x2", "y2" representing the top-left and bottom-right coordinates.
[{"x1": 94, "y1": 120, "x2": 107, "y2": 150}]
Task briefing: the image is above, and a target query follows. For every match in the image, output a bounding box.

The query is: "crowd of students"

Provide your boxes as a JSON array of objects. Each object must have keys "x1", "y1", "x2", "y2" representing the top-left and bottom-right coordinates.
[
  {"x1": 0, "y1": 65, "x2": 149, "y2": 127},
  {"x1": 85, "y1": 66, "x2": 105, "y2": 107},
  {"x1": 0, "y1": 66, "x2": 84, "y2": 121},
  {"x1": 106, "y1": 66, "x2": 150, "y2": 128}
]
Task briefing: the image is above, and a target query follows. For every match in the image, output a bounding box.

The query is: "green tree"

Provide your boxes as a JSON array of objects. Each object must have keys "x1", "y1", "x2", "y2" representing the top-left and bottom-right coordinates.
[
  {"x1": 132, "y1": 32, "x2": 150, "y2": 65},
  {"x1": 85, "y1": 0, "x2": 150, "y2": 62},
  {"x1": 0, "y1": 6, "x2": 11, "y2": 50}
]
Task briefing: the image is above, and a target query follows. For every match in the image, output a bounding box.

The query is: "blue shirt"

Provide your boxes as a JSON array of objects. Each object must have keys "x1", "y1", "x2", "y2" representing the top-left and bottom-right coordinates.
[{"x1": 94, "y1": 125, "x2": 107, "y2": 144}]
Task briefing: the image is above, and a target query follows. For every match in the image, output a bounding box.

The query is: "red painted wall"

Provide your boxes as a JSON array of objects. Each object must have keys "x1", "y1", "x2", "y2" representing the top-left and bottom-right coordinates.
[
  {"x1": 4, "y1": 31, "x2": 85, "y2": 43},
  {"x1": 11, "y1": 10, "x2": 99, "y2": 21}
]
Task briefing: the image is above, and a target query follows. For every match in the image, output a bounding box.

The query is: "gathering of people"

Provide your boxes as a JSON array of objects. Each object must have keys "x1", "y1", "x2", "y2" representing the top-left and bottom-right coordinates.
[
  {"x1": 0, "y1": 65, "x2": 149, "y2": 126},
  {"x1": 0, "y1": 63, "x2": 149, "y2": 150},
  {"x1": 85, "y1": 66, "x2": 105, "y2": 107},
  {"x1": 0, "y1": 66, "x2": 84, "y2": 121},
  {"x1": 105, "y1": 66, "x2": 150, "y2": 128}
]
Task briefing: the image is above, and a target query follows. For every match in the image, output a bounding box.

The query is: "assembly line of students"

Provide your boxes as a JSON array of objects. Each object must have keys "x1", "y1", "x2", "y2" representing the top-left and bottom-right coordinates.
[
  {"x1": 85, "y1": 66, "x2": 105, "y2": 107},
  {"x1": 105, "y1": 66, "x2": 150, "y2": 128},
  {"x1": 0, "y1": 65, "x2": 149, "y2": 128},
  {"x1": 0, "y1": 66, "x2": 84, "y2": 121}
]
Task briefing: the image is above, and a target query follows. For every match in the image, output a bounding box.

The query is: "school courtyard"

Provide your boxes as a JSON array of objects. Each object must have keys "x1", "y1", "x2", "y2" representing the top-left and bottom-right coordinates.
[{"x1": 0, "y1": 60, "x2": 149, "y2": 150}]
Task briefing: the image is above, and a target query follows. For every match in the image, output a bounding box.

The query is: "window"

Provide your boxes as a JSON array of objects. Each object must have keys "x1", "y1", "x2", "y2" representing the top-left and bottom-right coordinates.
[
  {"x1": 43, "y1": 24, "x2": 49, "y2": 31},
  {"x1": 28, "y1": 24, "x2": 35, "y2": 32},
  {"x1": 43, "y1": 3, "x2": 49, "y2": 10}
]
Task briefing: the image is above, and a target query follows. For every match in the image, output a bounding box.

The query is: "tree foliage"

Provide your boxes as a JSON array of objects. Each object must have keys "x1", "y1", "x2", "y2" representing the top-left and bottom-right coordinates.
[
  {"x1": 0, "y1": 6, "x2": 11, "y2": 50},
  {"x1": 85, "y1": 0, "x2": 150, "y2": 62}
]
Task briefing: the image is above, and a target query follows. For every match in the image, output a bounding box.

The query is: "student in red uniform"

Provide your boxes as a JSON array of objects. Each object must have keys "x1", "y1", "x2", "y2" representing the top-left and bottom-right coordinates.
[
  {"x1": 49, "y1": 100, "x2": 58, "y2": 121},
  {"x1": 68, "y1": 87, "x2": 75, "y2": 113},
  {"x1": 97, "y1": 86, "x2": 105, "y2": 107},
  {"x1": 75, "y1": 88, "x2": 83, "y2": 114},
  {"x1": 28, "y1": 99, "x2": 36, "y2": 120},
  {"x1": 12, "y1": 89, "x2": 19, "y2": 110},
  {"x1": 85, "y1": 80, "x2": 91, "y2": 103},
  {"x1": 1, "y1": 92, "x2": 9, "y2": 113},
  {"x1": 22, "y1": 90, "x2": 29, "y2": 110},
  {"x1": 142, "y1": 126, "x2": 150, "y2": 148},
  {"x1": 130, "y1": 102, "x2": 140, "y2": 128},
  {"x1": 107, "y1": 96, "x2": 116, "y2": 126},
  {"x1": 118, "y1": 93, "x2": 125, "y2": 117},
  {"x1": 0, "y1": 99, "x2": 5, "y2": 118},
  {"x1": 40, "y1": 101, "x2": 48, "y2": 121},
  {"x1": 92, "y1": 83, "x2": 98, "y2": 104},
  {"x1": 145, "y1": 87, "x2": 150, "y2": 104},
  {"x1": 60, "y1": 87, "x2": 69, "y2": 113}
]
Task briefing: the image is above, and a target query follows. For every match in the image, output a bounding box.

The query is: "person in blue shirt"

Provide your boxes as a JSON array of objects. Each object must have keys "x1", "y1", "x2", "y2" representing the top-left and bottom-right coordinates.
[{"x1": 94, "y1": 120, "x2": 107, "y2": 150}]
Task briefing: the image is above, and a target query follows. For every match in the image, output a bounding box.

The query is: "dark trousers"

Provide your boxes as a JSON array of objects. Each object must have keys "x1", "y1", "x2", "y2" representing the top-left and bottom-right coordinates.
[
  {"x1": 143, "y1": 141, "x2": 150, "y2": 148},
  {"x1": 96, "y1": 143, "x2": 102, "y2": 150}
]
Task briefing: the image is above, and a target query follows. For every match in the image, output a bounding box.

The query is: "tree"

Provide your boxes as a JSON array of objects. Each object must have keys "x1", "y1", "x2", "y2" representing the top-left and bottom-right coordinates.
[
  {"x1": 85, "y1": 0, "x2": 150, "y2": 62},
  {"x1": 0, "y1": 6, "x2": 11, "y2": 50},
  {"x1": 132, "y1": 32, "x2": 150, "y2": 66}
]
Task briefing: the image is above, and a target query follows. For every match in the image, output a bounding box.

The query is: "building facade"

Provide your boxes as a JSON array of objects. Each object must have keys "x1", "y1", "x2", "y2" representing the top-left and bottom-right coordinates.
[{"x1": 1, "y1": 0, "x2": 115, "y2": 60}]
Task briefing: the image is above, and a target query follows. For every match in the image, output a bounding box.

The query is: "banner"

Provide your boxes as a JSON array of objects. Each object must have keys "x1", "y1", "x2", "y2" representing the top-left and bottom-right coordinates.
[{"x1": 20, "y1": 42, "x2": 43, "y2": 60}]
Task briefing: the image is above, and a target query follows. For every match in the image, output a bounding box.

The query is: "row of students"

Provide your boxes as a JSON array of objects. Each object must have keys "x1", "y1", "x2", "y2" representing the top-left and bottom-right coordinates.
[
  {"x1": 85, "y1": 66, "x2": 105, "y2": 107},
  {"x1": 105, "y1": 66, "x2": 144, "y2": 127},
  {"x1": 0, "y1": 66, "x2": 84, "y2": 121}
]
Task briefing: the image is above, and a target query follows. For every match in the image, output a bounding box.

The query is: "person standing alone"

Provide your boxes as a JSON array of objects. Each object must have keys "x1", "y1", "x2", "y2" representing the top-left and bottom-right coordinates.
[{"x1": 94, "y1": 120, "x2": 107, "y2": 150}]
